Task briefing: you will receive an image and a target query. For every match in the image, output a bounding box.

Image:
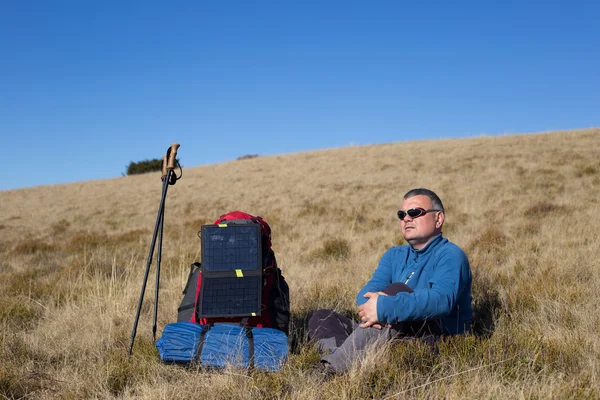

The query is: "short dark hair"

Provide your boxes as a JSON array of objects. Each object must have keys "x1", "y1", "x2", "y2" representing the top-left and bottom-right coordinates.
[{"x1": 403, "y1": 188, "x2": 445, "y2": 213}]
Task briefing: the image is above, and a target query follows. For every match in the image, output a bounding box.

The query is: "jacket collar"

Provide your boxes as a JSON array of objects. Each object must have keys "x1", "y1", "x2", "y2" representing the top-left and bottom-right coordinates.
[{"x1": 408, "y1": 233, "x2": 443, "y2": 259}]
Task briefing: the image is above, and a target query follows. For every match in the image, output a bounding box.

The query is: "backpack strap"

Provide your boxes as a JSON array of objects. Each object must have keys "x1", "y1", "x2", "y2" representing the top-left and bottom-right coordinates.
[
  {"x1": 196, "y1": 323, "x2": 212, "y2": 363},
  {"x1": 244, "y1": 325, "x2": 255, "y2": 370},
  {"x1": 183, "y1": 262, "x2": 201, "y2": 294},
  {"x1": 240, "y1": 318, "x2": 254, "y2": 369}
]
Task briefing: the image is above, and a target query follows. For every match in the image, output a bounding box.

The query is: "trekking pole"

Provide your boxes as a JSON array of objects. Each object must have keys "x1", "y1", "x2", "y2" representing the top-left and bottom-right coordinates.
[
  {"x1": 152, "y1": 154, "x2": 168, "y2": 344},
  {"x1": 128, "y1": 143, "x2": 180, "y2": 357},
  {"x1": 152, "y1": 146, "x2": 180, "y2": 342}
]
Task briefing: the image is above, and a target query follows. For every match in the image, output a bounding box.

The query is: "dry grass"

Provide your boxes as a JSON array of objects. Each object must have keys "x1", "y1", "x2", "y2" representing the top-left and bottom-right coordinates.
[{"x1": 1, "y1": 128, "x2": 599, "y2": 399}]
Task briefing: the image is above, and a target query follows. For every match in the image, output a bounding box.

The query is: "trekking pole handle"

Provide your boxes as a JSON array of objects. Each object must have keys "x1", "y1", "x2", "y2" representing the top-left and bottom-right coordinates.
[
  {"x1": 161, "y1": 155, "x2": 167, "y2": 179},
  {"x1": 166, "y1": 143, "x2": 180, "y2": 170}
]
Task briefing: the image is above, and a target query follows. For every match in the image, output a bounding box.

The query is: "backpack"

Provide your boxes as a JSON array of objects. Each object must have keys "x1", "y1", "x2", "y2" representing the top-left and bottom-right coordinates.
[{"x1": 176, "y1": 211, "x2": 290, "y2": 335}]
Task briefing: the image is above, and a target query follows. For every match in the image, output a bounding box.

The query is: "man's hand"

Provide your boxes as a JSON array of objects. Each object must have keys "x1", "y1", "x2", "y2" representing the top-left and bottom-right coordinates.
[{"x1": 358, "y1": 292, "x2": 381, "y2": 328}]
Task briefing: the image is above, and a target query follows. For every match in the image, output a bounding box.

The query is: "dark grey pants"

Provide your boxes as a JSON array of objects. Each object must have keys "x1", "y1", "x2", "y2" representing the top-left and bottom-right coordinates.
[
  {"x1": 307, "y1": 310, "x2": 396, "y2": 373},
  {"x1": 307, "y1": 309, "x2": 440, "y2": 373}
]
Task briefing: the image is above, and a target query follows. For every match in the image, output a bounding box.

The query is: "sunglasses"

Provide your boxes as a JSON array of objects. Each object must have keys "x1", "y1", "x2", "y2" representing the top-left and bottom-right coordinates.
[{"x1": 397, "y1": 208, "x2": 441, "y2": 221}]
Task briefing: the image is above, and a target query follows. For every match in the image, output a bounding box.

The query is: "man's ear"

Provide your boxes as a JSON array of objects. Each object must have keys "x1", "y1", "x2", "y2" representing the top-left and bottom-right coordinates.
[{"x1": 436, "y1": 212, "x2": 445, "y2": 229}]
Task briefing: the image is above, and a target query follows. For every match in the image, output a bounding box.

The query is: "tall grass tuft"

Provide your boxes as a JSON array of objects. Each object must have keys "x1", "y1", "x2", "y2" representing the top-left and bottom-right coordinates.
[{"x1": 310, "y1": 237, "x2": 352, "y2": 261}]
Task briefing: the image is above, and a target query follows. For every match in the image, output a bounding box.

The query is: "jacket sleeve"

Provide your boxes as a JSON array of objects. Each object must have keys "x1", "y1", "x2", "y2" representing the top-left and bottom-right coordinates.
[
  {"x1": 356, "y1": 249, "x2": 397, "y2": 306},
  {"x1": 376, "y1": 246, "x2": 470, "y2": 324}
]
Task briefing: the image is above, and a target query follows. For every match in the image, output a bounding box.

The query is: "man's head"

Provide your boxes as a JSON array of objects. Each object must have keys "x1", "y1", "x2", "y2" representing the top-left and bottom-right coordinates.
[{"x1": 398, "y1": 188, "x2": 445, "y2": 250}]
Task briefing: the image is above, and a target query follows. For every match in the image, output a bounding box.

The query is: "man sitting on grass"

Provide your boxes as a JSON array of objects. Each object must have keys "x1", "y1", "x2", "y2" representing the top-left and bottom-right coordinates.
[{"x1": 308, "y1": 188, "x2": 473, "y2": 374}]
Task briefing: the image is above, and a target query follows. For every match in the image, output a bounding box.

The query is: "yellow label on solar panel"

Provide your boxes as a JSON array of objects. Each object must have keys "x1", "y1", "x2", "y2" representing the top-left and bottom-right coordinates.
[
  {"x1": 235, "y1": 269, "x2": 243, "y2": 278},
  {"x1": 251, "y1": 313, "x2": 256, "y2": 316},
  {"x1": 218, "y1": 224, "x2": 227, "y2": 227}
]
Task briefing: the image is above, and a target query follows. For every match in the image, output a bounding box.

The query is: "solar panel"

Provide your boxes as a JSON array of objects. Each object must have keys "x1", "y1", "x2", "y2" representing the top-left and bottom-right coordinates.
[
  {"x1": 201, "y1": 224, "x2": 262, "y2": 272},
  {"x1": 198, "y1": 223, "x2": 263, "y2": 318},
  {"x1": 198, "y1": 276, "x2": 262, "y2": 318}
]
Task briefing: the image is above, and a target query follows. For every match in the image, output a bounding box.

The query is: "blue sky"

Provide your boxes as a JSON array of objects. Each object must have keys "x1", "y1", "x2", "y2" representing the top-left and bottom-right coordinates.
[{"x1": 1, "y1": 1, "x2": 599, "y2": 191}]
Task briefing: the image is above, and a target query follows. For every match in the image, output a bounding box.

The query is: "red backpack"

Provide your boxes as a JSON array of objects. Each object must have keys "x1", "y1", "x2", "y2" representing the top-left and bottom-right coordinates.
[{"x1": 177, "y1": 212, "x2": 290, "y2": 334}]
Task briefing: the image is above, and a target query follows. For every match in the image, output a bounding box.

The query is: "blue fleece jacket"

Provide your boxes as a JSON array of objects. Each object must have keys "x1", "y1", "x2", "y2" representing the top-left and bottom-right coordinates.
[{"x1": 356, "y1": 234, "x2": 472, "y2": 335}]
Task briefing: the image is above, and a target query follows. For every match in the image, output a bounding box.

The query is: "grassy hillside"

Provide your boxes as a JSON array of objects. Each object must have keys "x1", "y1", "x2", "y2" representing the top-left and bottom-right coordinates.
[{"x1": 1, "y1": 128, "x2": 599, "y2": 399}]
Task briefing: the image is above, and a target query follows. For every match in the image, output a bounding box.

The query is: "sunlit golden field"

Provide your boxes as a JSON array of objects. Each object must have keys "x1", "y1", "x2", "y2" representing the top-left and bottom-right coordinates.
[{"x1": 1, "y1": 128, "x2": 599, "y2": 399}]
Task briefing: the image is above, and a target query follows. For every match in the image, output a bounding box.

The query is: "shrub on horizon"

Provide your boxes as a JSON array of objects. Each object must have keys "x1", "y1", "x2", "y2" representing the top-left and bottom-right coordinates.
[
  {"x1": 236, "y1": 154, "x2": 259, "y2": 161},
  {"x1": 125, "y1": 158, "x2": 180, "y2": 175}
]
